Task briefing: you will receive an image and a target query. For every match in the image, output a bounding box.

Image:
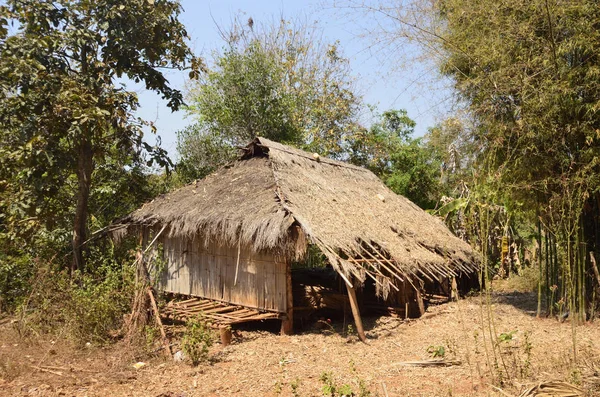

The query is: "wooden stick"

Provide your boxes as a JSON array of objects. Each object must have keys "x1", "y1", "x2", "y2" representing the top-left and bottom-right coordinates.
[
  {"x1": 234, "y1": 239, "x2": 241, "y2": 286},
  {"x1": 133, "y1": 225, "x2": 167, "y2": 271},
  {"x1": 344, "y1": 279, "x2": 367, "y2": 343},
  {"x1": 147, "y1": 287, "x2": 172, "y2": 359},
  {"x1": 347, "y1": 258, "x2": 399, "y2": 292},
  {"x1": 31, "y1": 366, "x2": 64, "y2": 376},
  {"x1": 381, "y1": 382, "x2": 389, "y2": 397},
  {"x1": 357, "y1": 244, "x2": 405, "y2": 283}
]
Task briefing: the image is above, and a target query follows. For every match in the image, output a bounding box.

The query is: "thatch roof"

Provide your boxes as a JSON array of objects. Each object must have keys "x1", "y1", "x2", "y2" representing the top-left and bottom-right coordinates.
[{"x1": 122, "y1": 137, "x2": 478, "y2": 297}]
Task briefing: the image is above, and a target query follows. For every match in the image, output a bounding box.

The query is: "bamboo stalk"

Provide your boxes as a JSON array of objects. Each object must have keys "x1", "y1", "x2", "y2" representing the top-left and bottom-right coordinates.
[
  {"x1": 590, "y1": 252, "x2": 600, "y2": 294},
  {"x1": 537, "y1": 219, "x2": 542, "y2": 318}
]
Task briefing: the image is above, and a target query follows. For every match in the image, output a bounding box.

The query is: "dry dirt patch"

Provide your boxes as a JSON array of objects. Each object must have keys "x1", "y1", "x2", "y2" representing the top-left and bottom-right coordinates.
[{"x1": 1, "y1": 291, "x2": 599, "y2": 396}]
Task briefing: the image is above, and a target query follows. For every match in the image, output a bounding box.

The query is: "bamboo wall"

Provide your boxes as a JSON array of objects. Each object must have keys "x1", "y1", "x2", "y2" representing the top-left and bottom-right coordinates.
[{"x1": 147, "y1": 232, "x2": 288, "y2": 313}]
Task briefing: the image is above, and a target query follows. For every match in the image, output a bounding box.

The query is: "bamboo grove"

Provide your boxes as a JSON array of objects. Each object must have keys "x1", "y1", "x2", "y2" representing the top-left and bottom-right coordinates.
[
  {"x1": 356, "y1": 0, "x2": 600, "y2": 321},
  {"x1": 435, "y1": 0, "x2": 600, "y2": 321}
]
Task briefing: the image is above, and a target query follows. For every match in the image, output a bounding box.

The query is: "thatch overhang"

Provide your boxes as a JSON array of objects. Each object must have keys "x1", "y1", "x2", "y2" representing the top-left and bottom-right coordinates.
[{"x1": 119, "y1": 137, "x2": 478, "y2": 298}]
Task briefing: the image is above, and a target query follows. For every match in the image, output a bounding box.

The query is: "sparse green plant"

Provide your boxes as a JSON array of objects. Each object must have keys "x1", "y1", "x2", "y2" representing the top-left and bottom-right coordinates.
[
  {"x1": 320, "y1": 371, "x2": 337, "y2": 396},
  {"x1": 13, "y1": 257, "x2": 136, "y2": 345},
  {"x1": 358, "y1": 379, "x2": 371, "y2": 397},
  {"x1": 319, "y1": 369, "x2": 374, "y2": 397},
  {"x1": 427, "y1": 345, "x2": 446, "y2": 359},
  {"x1": 346, "y1": 324, "x2": 355, "y2": 336},
  {"x1": 349, "y1": 359, "x2": 356, "y2": 373},
  {"x1": 144, "y1": 325, "x2": 159, "y2": 352},
  {"x1": 570, "y1": 368, "x2": 582, "y2": 385},
  {"x1": 497, "y1": 330, "x2": 517, "y2": 344},
  {"x1": 521, "y1": 331, "x2": 533, "y2": 377},
  {"x1": 181, "y1": 317, "x2": 214, "y2": 366},
  {"x1": 338, "y1": 384, "x2": 354, "y2": 396},
  {"x1": 291, "y1": 378, "x2": 301, "y2": 397},
  {"x1": 274, "y1": 380, "x2": 283, "y2": 395}
]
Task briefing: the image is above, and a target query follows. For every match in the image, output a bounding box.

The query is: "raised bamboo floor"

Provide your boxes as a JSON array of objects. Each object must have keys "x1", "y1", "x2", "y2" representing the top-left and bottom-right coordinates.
[{"x1": 162, "y1": 296, "x2": 284, "y2": 327}]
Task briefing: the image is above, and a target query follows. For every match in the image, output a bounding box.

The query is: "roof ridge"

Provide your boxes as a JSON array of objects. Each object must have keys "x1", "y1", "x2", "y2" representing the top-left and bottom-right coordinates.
[{"x1": 255, "y1": 137, "x2": 371, "y2": 174}]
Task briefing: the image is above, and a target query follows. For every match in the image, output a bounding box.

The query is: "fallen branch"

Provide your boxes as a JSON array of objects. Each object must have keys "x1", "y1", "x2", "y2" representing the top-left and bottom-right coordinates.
[
  {"x1": 393, "y1": 359, "x2": 462, "y2": 367},
  {"x1": 30, "y1": 366, "x2": 64, "y2": 376},
  {"x1": 37, "y1": 365, "x2": 68, "y2": 371},
  {"x1": 518, "y1": 380, "x2": 584, "y2": 397},
  {"x1": 381, "y1": 381, "x2": 389, "y2": 397},
  {"x1": 489, "y1": 384, "x2": 514, "y2": 397}
]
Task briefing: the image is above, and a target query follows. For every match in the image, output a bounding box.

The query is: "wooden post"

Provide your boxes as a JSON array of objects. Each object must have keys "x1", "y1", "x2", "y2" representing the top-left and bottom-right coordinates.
[
  {"x1": 451, "y1": 276, "x2": 458, "y2": 301},
  {"x1": 414, "y1": 286, "x2": 426, "y2": 317},
  {"x1": 344, "y1": 279, "x2": 367, "y2": 343},
  {"x1": 220, "y1": 326, "x2": 232, "y2": 346},
  {"x1": 280, "y1": 261, "x2": 294, "y2": 335},
  {"x1": 147, "y1": 287, "x2": 172, "y2": 358},
  {"x1": 136, "y1": 231, "x2": 144, "y2": 286}
]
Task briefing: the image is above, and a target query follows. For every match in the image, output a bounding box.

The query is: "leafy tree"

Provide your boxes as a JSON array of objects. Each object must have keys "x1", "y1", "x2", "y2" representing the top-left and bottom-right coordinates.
[
  {"x1": 0, "y1": 0, "x2": 200, "y2": 270},
  {"x1": 176, "y1": 125, "x2": 237, "y2": 182},
  {"x1": 349, "y1": 109, "x2": 443, "y2": 209},
  {"x1": 179, "y1": 17, "x2": 361, "y2": 180}
]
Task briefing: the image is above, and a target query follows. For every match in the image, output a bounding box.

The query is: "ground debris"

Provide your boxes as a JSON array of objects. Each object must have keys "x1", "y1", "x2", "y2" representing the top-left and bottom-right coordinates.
[{"x1": 518, "y1": 380, "x2": 584, "y2": 397}]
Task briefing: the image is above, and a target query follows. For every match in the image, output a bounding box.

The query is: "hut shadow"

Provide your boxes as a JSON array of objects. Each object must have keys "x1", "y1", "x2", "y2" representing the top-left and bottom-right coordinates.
[
  {"x1": 227, "y1": 311, "x2": 406, "y2": 344},
  {"x1": 492, "y1": 291, "x2": 539, "y2": 317}
]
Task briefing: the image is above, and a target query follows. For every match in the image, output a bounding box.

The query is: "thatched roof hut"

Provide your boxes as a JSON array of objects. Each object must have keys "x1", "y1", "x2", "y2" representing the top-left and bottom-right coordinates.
[{"x1": 121, "y1": 137, "x2": 478, "y2": 339}]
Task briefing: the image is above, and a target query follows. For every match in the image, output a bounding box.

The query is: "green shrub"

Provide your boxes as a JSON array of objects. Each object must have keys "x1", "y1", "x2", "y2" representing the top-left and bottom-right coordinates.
[
  {"x1": 181, "y1": 317, "x2": 214, "y2": 365},
  {"x1": 0, "y1": 253, "x2": 33, "y2": 313},
  {"x1": 65, "y1": 263, "x2": 135, "y2": 344},
  {"x1": 15, "y1": 249, "x2": 136, "y2": 345}
]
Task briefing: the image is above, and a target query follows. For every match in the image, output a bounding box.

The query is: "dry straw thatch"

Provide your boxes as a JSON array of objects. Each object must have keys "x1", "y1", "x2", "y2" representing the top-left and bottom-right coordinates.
[{"x1": 121, "y1": 137, "x2": 478, "y2": 297}]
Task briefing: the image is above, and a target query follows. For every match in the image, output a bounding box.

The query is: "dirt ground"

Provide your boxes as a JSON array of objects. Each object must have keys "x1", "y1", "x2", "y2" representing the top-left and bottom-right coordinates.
[{"x1": 1, "y1": 285, "x2": 600, "y2": 397}]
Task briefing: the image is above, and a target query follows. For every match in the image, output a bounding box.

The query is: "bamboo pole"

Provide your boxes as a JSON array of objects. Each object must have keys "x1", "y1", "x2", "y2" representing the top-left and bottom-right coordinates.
[
  {"x1": 537, "y1": 219, "x2": 542, "y2": 318},
  {"x1": 280, "y1": 260, "x2": 294, "y2": 335},
  {"x1": 590, "y1": 252, "x2": 600, "y2": 294},
  {"x1": 136, "y1": 226, "x2": 171, "y2": 359},
  {"x1": 148, "y1": 287, "x2": 172, "y2": 358},
  {"x1": 344, "y1": 279, "x2": 367, "y2": 343}
]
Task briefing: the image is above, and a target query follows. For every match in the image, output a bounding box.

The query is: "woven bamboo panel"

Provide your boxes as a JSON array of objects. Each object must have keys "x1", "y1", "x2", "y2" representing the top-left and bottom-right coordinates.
[{"x1": 146, "y1": 231, "x2": 288, "y2": 313}]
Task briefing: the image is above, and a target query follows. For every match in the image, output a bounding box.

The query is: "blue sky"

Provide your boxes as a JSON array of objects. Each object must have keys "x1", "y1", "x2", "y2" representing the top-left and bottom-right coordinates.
[{"x1": 135, "y1": 0, "x2": 450, "y2": 159}]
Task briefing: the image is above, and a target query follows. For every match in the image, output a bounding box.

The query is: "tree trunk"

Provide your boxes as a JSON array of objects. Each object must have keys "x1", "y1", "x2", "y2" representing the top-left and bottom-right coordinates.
[{"x1": 72, "y1": 140, "x2": 93, "y2": 273}]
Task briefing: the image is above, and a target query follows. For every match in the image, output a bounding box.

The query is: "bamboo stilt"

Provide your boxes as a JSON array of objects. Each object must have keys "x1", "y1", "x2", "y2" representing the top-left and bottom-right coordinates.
[
  {"x1": 280, "y1": 260, "x2": 294, "y2": 335},
  {"x1": 415, "y1": 286, "x2": 425, "y2": 317},
  {"x1": 344, "y1": 279, "x2": 367, "y2": 343},
  {"x1": 220, "y1": 327, "x2": 232, "y2": 346}
]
